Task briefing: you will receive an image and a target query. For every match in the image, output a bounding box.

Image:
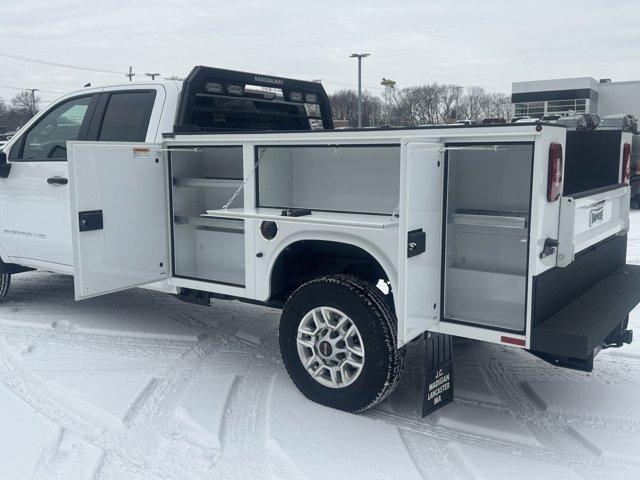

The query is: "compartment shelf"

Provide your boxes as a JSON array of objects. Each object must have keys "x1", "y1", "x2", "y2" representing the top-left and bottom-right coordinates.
[
  {"x1": 450, "y1": 212, "x2": 527, "y2": 229},
  {"x1": 173, "y1": 177, "x2": 242, "y2": 189},
  {"x1": 202, "y1": 207, "x2": 398, "y2": 229},
  {"x1": 174, "y1": 215, "x2": 244, "y2": 233}
]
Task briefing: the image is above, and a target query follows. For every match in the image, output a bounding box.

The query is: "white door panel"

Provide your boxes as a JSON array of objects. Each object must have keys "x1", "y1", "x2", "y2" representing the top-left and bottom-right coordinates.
[
  {"x1": 557, "y1": 185, "x2": 629, "y2": 267},
  {"x1": 68, "y1": 142, "x2": 169, "y2": 299},
  {"x1": 0, "y1": 161, "x2": 72, "y2": 265},
  {"x1": 397, "y1": 141, "x2": 444, "y2": 346}
]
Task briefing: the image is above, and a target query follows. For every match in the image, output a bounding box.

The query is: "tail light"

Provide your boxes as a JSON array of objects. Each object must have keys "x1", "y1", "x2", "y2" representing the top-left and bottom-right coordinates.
[
  {"x1": 547, "y1": 143, "x2": 563, "y2": 202},
  {"x1": 622, "y1": 143, "x2": 631, "y2": 184}
]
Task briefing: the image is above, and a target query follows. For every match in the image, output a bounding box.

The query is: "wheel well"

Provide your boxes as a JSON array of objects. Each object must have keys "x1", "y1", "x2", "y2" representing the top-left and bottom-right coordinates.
[{"x1": 269, "y1": 240, "x2": 391, "y2": 305}]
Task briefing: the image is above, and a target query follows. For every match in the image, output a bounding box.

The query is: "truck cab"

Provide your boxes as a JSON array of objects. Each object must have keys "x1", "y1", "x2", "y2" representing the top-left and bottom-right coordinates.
[{"x1": 0, "y1": 82, "x2": 179, "y2": 272}]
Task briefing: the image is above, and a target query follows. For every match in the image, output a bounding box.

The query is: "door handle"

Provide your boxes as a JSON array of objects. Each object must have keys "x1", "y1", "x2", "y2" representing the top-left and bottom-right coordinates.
[{"x1": 47, "y1": 176, "x2": 68, "y2": 186}]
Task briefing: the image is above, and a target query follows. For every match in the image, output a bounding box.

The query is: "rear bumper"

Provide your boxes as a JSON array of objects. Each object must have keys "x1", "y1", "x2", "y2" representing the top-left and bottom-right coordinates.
[{"x1": 530, "y1": 234, "x2": 638, "y2": 370}]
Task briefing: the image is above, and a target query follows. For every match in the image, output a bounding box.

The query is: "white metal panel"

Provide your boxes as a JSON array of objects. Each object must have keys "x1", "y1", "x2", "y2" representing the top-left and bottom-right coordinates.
[
  {"x1": 557, "y1": 186, "x2": 629, "y2": 267},
  {"x1": 68, "y1": 142, "x2": 170, "y2": 299},
  {"x1": 166, "y1": 125, "x2": 545, "y2": 148},
  {"x1": 397, "y1": 141, "x2": 444, "y2": 346}
]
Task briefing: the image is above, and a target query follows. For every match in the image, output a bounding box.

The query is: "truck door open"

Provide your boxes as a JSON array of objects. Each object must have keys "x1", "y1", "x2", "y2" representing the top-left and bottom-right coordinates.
[
  {"x1": 67, "y1": 142, "x2": 170, "y2": 299},
  {"x1": 397, "y1": 141, "x2": 444, "y2": 345}
]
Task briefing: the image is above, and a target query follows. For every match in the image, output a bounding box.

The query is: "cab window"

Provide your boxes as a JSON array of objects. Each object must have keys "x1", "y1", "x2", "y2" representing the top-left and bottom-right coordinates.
[
  {"x1": 97, "y1": 91, "x2": 156, "y2": 142},
  {"x1": 12, "y1": 95, "x2": 93, "y2": 161}
]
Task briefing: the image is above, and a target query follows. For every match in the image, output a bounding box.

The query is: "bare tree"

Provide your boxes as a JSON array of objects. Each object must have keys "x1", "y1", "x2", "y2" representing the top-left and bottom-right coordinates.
[
  {"x1": 459, "y1": 86, "x2": 487, "y2": 122},
  {"x1": 329, "y1": 89, "x2": 382, "y2": 127},
  {"x1": 11, "y1": 90, "x2": 40, "y2": 119},
  {"x1": 485, "y1": 92, "x2": 513, "y2": 120},
  {"x1": 439, "y1": 84, "x2": 463, "y2": 124}
]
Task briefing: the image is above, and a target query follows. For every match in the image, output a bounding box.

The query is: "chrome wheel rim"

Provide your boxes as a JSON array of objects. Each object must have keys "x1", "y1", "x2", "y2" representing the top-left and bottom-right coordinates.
[{"x1": 296, "y1": 306, "x2": 365, "y2": 388}]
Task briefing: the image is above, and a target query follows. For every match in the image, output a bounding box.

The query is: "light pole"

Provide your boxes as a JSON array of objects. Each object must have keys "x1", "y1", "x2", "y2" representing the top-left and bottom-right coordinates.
[
  {"x1": 125, "y1": 66, "x2": 135, "y2": 82},
  {"x1": 26, "y1": 88, "x2": 39, "y2": 116},
  {"x1": 350, "y1": 53, "x2": 370, "y2": 127},
  {"x1": 145, "y1": 73, "x2": 161, "y2": 80}
]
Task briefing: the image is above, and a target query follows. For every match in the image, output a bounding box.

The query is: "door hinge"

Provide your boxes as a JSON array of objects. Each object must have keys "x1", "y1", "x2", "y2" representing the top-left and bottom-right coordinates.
[
  {"x1": 407, "y1": 229, "x2": 426, "y2": 258},
  {"x1": 79, "y1": 210, "x2": 103, "y2": 232}
]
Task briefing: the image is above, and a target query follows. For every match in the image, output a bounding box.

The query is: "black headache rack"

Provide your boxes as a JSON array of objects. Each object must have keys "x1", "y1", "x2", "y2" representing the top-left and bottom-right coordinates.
[
  {"x1": 563, "y1": 130, "x2": 627, "y2": 195},
  {"x1": 174, "y1": 66, "x2": 334, "y2": 134},
  {"x1": 530, "y1": 235, "x2": 639, "y2": 371}
]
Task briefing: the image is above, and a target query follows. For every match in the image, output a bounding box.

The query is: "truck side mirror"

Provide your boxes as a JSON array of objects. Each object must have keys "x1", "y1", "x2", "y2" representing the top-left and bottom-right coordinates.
[{"x1": 0, "y1": 151, "x2": 11, "y2": 178}]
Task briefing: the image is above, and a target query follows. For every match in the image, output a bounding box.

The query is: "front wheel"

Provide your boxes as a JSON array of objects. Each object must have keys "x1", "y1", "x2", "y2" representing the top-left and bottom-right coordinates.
[{"x1": 279, "y1": 274, "x2": 404, "y2": 413}]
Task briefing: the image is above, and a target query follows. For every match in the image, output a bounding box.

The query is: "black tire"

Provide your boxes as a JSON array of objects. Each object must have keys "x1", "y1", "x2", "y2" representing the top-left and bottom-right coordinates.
[
  {"x1": 279, "y1": 274, "x2": 404, "y2": 412},
  {"x1": 0, "y1": 273, "x2": 10, "y2": 302}
]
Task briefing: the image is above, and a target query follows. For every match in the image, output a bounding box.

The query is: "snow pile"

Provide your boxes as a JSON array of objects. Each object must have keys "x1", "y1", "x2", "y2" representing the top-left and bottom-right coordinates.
[{"x1": 1, "y1": 214, "x2": 640, "y2": 479}]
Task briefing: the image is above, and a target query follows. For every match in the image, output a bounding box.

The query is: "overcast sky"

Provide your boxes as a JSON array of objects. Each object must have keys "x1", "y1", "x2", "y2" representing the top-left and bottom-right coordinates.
[{"x1": 0, "y1": 0, "x2": 639, "y2": 105}]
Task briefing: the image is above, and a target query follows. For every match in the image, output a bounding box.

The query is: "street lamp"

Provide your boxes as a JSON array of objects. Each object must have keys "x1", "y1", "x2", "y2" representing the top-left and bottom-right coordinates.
[
  {"x1": 26, "y1": 88, "x2": 39, "y2": 116},
  {"x1": 350, "y1": 53, "x2": 370, "y2": 127},
  {"x1": 145, "y1": 73, "x2": 161, "y2": 81},
  {"x1": 381, "y1": 78, "x2": 396, "y2": 126}
]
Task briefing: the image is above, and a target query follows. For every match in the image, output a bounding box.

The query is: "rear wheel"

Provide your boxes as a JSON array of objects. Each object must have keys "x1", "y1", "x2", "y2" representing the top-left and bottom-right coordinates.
[
  {"x1": 279, "y1": 274, "x2": 404, "y2": 412},
  {"x1": 0, "y1": 273, "x2": 11, "y2": 301}
]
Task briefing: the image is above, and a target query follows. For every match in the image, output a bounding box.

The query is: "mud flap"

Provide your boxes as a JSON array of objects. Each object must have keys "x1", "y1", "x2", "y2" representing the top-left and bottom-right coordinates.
[{"x1": 422, "y1": 332, "x2": 454, "y2": 417}]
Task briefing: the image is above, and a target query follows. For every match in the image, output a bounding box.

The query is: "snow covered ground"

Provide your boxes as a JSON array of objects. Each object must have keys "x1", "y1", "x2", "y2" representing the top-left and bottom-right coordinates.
[{"x1": 2, "y1": 215, "x2": 640, "y2": 480}]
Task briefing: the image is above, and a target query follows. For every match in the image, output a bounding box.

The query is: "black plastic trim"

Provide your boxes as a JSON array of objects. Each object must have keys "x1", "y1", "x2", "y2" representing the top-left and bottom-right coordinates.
[
  {"x1": 0, "y1": 162, "x2": 11, "y2": 178},
  {"x1": 568, "y1": 183, "x2": 627, "y2": 200}
]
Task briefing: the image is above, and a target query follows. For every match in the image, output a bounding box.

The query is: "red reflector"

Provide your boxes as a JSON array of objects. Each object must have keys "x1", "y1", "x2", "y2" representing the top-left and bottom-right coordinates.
[
  {"x1": 547, "y1": 143, "x2": 563, "y2": 202},
  {"x1": 622, "y1": 143, "x2": 632, "y2": 184},
  {"x1": 501, "y1": 336, "x2": 526, "y2": 347}
]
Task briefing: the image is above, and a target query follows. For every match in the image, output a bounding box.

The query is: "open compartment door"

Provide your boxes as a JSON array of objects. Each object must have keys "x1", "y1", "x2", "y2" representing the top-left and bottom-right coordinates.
[
  {"x1": 397, "y1": 141, "x2": 444, "y2": 346},
  {"x1": 68, "y1": 142, "x2": 170, "y2": 299}
]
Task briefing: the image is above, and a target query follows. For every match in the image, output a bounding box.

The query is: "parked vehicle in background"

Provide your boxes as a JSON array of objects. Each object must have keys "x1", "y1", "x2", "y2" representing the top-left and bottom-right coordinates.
[
  {"x1": 598, "y1": 114, "x2": 638, "y2": 133},
  {"x1": 453, "y1": 119, "x2": 473, "y2": 126},
  {"x1": 556, "y1": 113, "x2": 599, "y2": 131},
  {"x1": 541, "y1": 115, "x2": 562, "y2": 122},
  {"x1": 481, "y1": 117, "x2": 507, "y2": 124}
]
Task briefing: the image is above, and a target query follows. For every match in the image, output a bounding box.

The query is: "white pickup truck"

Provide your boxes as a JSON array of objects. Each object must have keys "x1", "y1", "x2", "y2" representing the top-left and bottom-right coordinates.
[{"x1": 0, "y1": 66, "x2": 637, "y2": 414}]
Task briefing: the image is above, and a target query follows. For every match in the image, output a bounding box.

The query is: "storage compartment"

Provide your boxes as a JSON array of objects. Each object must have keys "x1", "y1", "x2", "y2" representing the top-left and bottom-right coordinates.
[
  {"x1": 443, "y1": 144, "x2": 533, "y2": 332},
  {"x1": 257, "y1": 144, "x2": 400, "y2": 214},
  {"x1": 170, "y1": 146, "x2": 245, "y2": 285}
]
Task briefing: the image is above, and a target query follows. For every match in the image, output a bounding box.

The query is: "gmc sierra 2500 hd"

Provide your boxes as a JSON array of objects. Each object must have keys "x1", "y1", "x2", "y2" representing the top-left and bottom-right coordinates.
[{"x1": 0, "y1": 66, "x2": 637, "y2": 413}]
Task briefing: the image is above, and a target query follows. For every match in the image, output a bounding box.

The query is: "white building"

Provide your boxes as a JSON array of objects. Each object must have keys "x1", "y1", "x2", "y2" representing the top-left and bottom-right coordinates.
[{"x1": 511, "y1": 77, "x2": 640, "y2": 119}]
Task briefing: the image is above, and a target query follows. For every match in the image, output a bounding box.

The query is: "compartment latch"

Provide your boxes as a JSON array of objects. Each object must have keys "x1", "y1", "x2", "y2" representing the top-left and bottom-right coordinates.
[
  {"x1": 540, "y1": 238, "x2": 559, "y2": 259},
  {"x1": 78, "y1": 210, "x2": 103, "y2": 232},
  {"x1": 407, "y1": 229, "x2": 426, "y2": 258}
]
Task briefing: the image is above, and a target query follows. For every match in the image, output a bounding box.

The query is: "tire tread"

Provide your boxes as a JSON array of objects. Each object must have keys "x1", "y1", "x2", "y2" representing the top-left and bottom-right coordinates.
[{"x1": 280, "y1": 274, "x2": 405, "y2": 412}]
